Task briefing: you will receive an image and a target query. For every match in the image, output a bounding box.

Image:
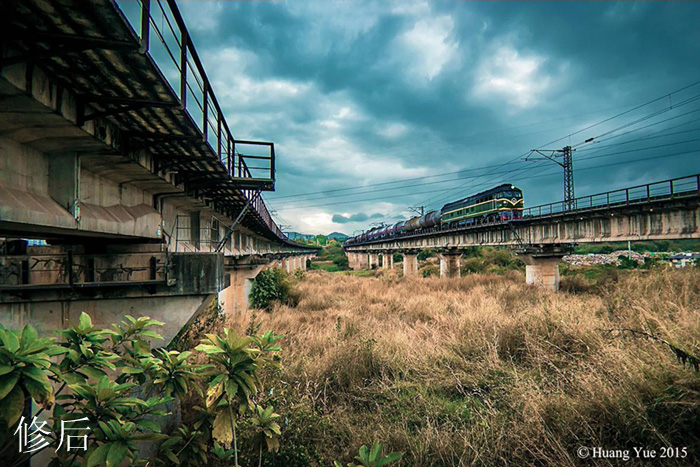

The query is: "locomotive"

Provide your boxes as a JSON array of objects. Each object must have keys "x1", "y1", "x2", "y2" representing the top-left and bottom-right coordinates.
[{"x1": 345, "y1": 184, "x2": 523, "y2": 245}]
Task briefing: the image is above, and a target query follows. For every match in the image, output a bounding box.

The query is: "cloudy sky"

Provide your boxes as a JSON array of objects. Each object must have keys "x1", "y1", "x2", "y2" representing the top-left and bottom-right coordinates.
[{"x1": 159, "y1": 1, "x2": 699, "y2": 234}]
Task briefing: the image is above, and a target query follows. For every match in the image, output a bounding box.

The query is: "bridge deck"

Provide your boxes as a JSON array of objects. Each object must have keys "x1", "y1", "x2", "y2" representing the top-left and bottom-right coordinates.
[
  {"x1": 1, "y1": 0, "x2": 296, "y2": 245},
  {"x1": 346, "y1": 174, "x2": 700, "y2": 249}
]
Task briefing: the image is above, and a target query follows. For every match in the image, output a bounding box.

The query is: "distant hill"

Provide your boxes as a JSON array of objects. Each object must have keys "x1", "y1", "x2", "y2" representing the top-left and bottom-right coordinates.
[
  {"x1": 286, "y1": 231, "x2": 314, "y2": 241},
  {"x1": 327, "y1": 232, "x2": 349, "y2": 240}
]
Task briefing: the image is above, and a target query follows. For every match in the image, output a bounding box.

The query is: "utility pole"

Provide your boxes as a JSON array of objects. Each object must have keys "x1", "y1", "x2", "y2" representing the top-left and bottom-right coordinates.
[
  {"x1": 408, "y1": 206, "x2": 424, "y2": 216},
  {"x1": 526, "y1": 145, "x2": 575, "y2": 211}
]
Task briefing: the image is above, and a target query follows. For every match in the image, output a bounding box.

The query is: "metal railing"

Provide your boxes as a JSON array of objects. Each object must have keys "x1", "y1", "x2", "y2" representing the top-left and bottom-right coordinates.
[
  {"x1": 111, "y1": 0, "x2": 300, "y2": 244},
  {"x1": 115, "y1": 0, "x2": 275, "y2": 184},
  {"x1": 523, "y1": 173, "x2": 700, "y2": 218}
]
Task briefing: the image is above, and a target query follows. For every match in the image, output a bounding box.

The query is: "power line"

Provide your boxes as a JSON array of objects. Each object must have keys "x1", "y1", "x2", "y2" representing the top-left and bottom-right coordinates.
[
  {"x1": 543, "y1": 80, "x2": 700, "y2": 149},
  {"x1": 418, "y1": 85, "x2": 700, "y2": 210},
  {"x1": 271, "y1": 80, "x2": 700, "y2": 219},
  {"x1": 267, "y1": 105, "x2": 646, "y2": 202},
  {"x1": 269, "y1": 160, "x2": 539, "y2": 206},
  {"x1": 275, "y1": 147, "x2": 699, "y2": 212},
  {"x1": 269, "y1": 88, "x2": 700, "y2": 205}
]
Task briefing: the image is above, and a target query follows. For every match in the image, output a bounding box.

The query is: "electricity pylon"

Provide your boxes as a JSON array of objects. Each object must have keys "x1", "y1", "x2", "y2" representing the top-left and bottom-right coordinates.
[{"x1": 526, "y1": 146, "x2": 575, "y2": 211}]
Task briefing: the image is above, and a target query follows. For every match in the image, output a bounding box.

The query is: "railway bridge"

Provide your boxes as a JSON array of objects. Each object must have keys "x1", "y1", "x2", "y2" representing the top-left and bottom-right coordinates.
[
  {"x1": 344, "y1": 174, "x2": 700, "y2": 290},
  {"x1": 0, "y1": 0, "x2": 318, "y2": 341}
]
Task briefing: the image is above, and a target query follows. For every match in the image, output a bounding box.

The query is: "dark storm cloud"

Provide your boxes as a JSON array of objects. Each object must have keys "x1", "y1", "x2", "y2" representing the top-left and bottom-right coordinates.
[
  {"x1": 177, "y1": 0, "x2": 700, "y2": 233},
  {"x1": 332, "y1": 212, "x2": 384, "y2": 224}
]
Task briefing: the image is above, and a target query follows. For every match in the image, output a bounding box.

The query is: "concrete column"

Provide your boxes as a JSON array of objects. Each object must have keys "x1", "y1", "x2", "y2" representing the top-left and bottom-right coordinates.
[
  {"x1": 521, "y1": 255, "x2": 562, "y2": 291},
  {"x1": 439, "y1": 251, "x2": 461, "y2": 278},
  {"x1": 403, "y1": 253, "x2": 418, "y2": 276},
  {"x1": 387, "y1": 252, "x2": 394, "y2": 269},
  {"x1": 301, "y1": 255, "x2": 308, "y2": 271},
  {"x1": 221, "y1": 265, "x2": 265, "y2": 315},
  {"x1": 369, "y1": 253, "x2": 379, "y2": 269},
  {"x1": 350, "y1": 252, "x2": 360, "y2": 270},
  {"x1": 357, "y1": 252, "x2": 369, "y2": 269}
]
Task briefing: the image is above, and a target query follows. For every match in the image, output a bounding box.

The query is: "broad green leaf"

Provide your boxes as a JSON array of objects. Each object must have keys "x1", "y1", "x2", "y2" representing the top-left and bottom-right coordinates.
[
  {"x1": 21, "y1": 365, "x2": 52, "y2": 388},
  {"x1": 0, "y1": 384, "x2": 25, "y2": 427},
  {"x1": 0, "y1": 330, "x2": 19, "y2": 353},
  {"x1": 141, "y1": 330, "x2": 163, "y2": 340},
  {"x1": 376, "y1": 452, "x2": 403, "y2": 467},
  {"x1": 165, "y1": 450, "x2": 181, "y2": 465},
  {"x1": 0, "y1": 365, "x2": 14, "y2": 376},
  {"x1": 106, "y1": 441, "x2": 129, "y2": 467},
  {"x1": 370, "y1": 441, "x2": 382, "y2": 460},
  {"x1": 82, "y1": 366, "x2": 108, "y2": 380},
  {"x1": 22, "y1": 377, "x2": 52, "y2": 405},
  {"x1": 194, "y1": 344, "x2": 225, "y2": 354},
  {"x1": 86, "y1": 443, "x2": 111, "y2": 467},
  {"x1": 79, "y1": 312, "x2": 93, "y2": 330},
  {"x1": 19, "y1": 324, "x2": 38, "y2": 349},
  {"x1": 0, "y1": 371, "x2": 19, "y2": 399},
  {"x1": 137, "y1": 419, "x2": 160, "y2": 432}
]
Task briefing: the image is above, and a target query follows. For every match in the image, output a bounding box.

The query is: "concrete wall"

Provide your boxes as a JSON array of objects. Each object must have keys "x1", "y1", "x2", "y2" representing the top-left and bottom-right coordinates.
[{"x1": 0, "y1": 294, "x2": 214, "y2": 344}]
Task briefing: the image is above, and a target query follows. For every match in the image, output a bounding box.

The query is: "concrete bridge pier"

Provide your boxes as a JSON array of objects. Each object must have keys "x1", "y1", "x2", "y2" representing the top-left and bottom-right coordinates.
[
  {"x1": 520, "y1": 254, "x2": 563, "y2": 291},
  {"x1": 369, "y1": 253, "x2": 379, "y2": 269},
  {"x1": 221, "y1": 263, "x2": 266, "y2": 315},
  {"x1": 358, "y1": 253, "x2": 369, "y2": 269},
  {"x1": 403, "y1": 252, "x2": 418, "y2": 276},
  {"x1": 386, "y1": 251, "x2": 394, "y2": 269},
  {"x1": 439, "y1": 250, "x2": 461, "y2": 278}
]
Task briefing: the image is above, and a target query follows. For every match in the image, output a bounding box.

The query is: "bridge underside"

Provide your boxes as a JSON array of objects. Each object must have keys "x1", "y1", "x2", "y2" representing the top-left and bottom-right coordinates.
[{"x1": 0, "y1": 0, "x2": 318, "y2": 340}]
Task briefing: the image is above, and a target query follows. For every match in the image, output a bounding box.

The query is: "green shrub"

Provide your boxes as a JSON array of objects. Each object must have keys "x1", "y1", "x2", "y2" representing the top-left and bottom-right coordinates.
[
  {"x1": 250, "y1": 268, "x2": 292, "y2": 310},
  {"x1": 421, "y1": 265, "x2": 439, "y2": 277},
  {"x1": 417, "y1": 249, "x2": 435, "y2": 261}
]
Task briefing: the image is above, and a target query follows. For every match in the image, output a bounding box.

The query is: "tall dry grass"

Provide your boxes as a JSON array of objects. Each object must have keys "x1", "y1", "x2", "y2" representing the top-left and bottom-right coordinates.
[{"x1": 216, "y1": 268, "x2": 700, "y2": 466}]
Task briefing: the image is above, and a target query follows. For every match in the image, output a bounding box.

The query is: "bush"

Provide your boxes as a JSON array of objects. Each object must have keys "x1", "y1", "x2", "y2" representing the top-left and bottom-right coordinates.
[
  {"x1": 0, "y1": 314, "x2": 285, "y2": 467},
  {"x1": 250, "y1": 267, "x2": 292, "y2": 310},
  {"x1": 334, "y1": 255, "x2": 349, "y2": 269},
  {"x1": 417, "y1": 249, "x2": 435, "y2": 261},
  {"x1": 421, "y1": 264, "x2": 439, "y2": 277}
]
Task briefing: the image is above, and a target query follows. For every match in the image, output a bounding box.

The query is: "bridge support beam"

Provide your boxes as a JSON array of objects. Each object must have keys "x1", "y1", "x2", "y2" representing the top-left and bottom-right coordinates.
[
  {"x1": 369, "y1": 253, "x2": 379, "y2": 269},
  {"x1": 386, "y1": 252, "x2": 394, "y2": 269},
  {"x1": 520, "y1": 254, "x2": 562, "y2": 291},
  {"x1": 439, "y1": 250, "x2": 461, "y2": 278},
  {"x1": 403, "y1": 253, "x2": 418, "y2": 276}
]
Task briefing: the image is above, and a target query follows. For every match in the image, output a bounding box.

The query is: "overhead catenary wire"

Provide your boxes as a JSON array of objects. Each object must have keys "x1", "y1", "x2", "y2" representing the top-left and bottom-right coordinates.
[
  {"x1": 276, "y1": 147, "x2": 700, "y2": 212},
  {"x1": 267, "y1": 104, "x2": 644, "y2": 202},
  {"x1": 268, "y1": 80, "x2": 700, "y2": 223},
  {"x1": 269, "y1": 87, "x2": 700, "y2": 207},
  {"x1": 416, "y1": 86, "x2": 700, "y2": 211}
]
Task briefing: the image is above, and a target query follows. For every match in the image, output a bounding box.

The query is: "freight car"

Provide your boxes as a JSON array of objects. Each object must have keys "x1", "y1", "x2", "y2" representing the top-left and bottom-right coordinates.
[{"x1": 345, "y1": 184, "x2": 523, "y2": 245}]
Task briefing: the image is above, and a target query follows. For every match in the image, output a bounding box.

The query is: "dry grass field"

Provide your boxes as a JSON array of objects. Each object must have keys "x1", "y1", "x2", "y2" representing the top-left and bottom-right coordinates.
[{"x1": 191, "y1": 267, "x2": 700, "y2": 466}]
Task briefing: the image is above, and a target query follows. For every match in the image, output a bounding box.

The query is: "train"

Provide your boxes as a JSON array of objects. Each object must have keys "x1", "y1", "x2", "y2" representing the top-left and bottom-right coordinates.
[{"x1": 344, "y1": 184, "x2": 524, "y2": 246}]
